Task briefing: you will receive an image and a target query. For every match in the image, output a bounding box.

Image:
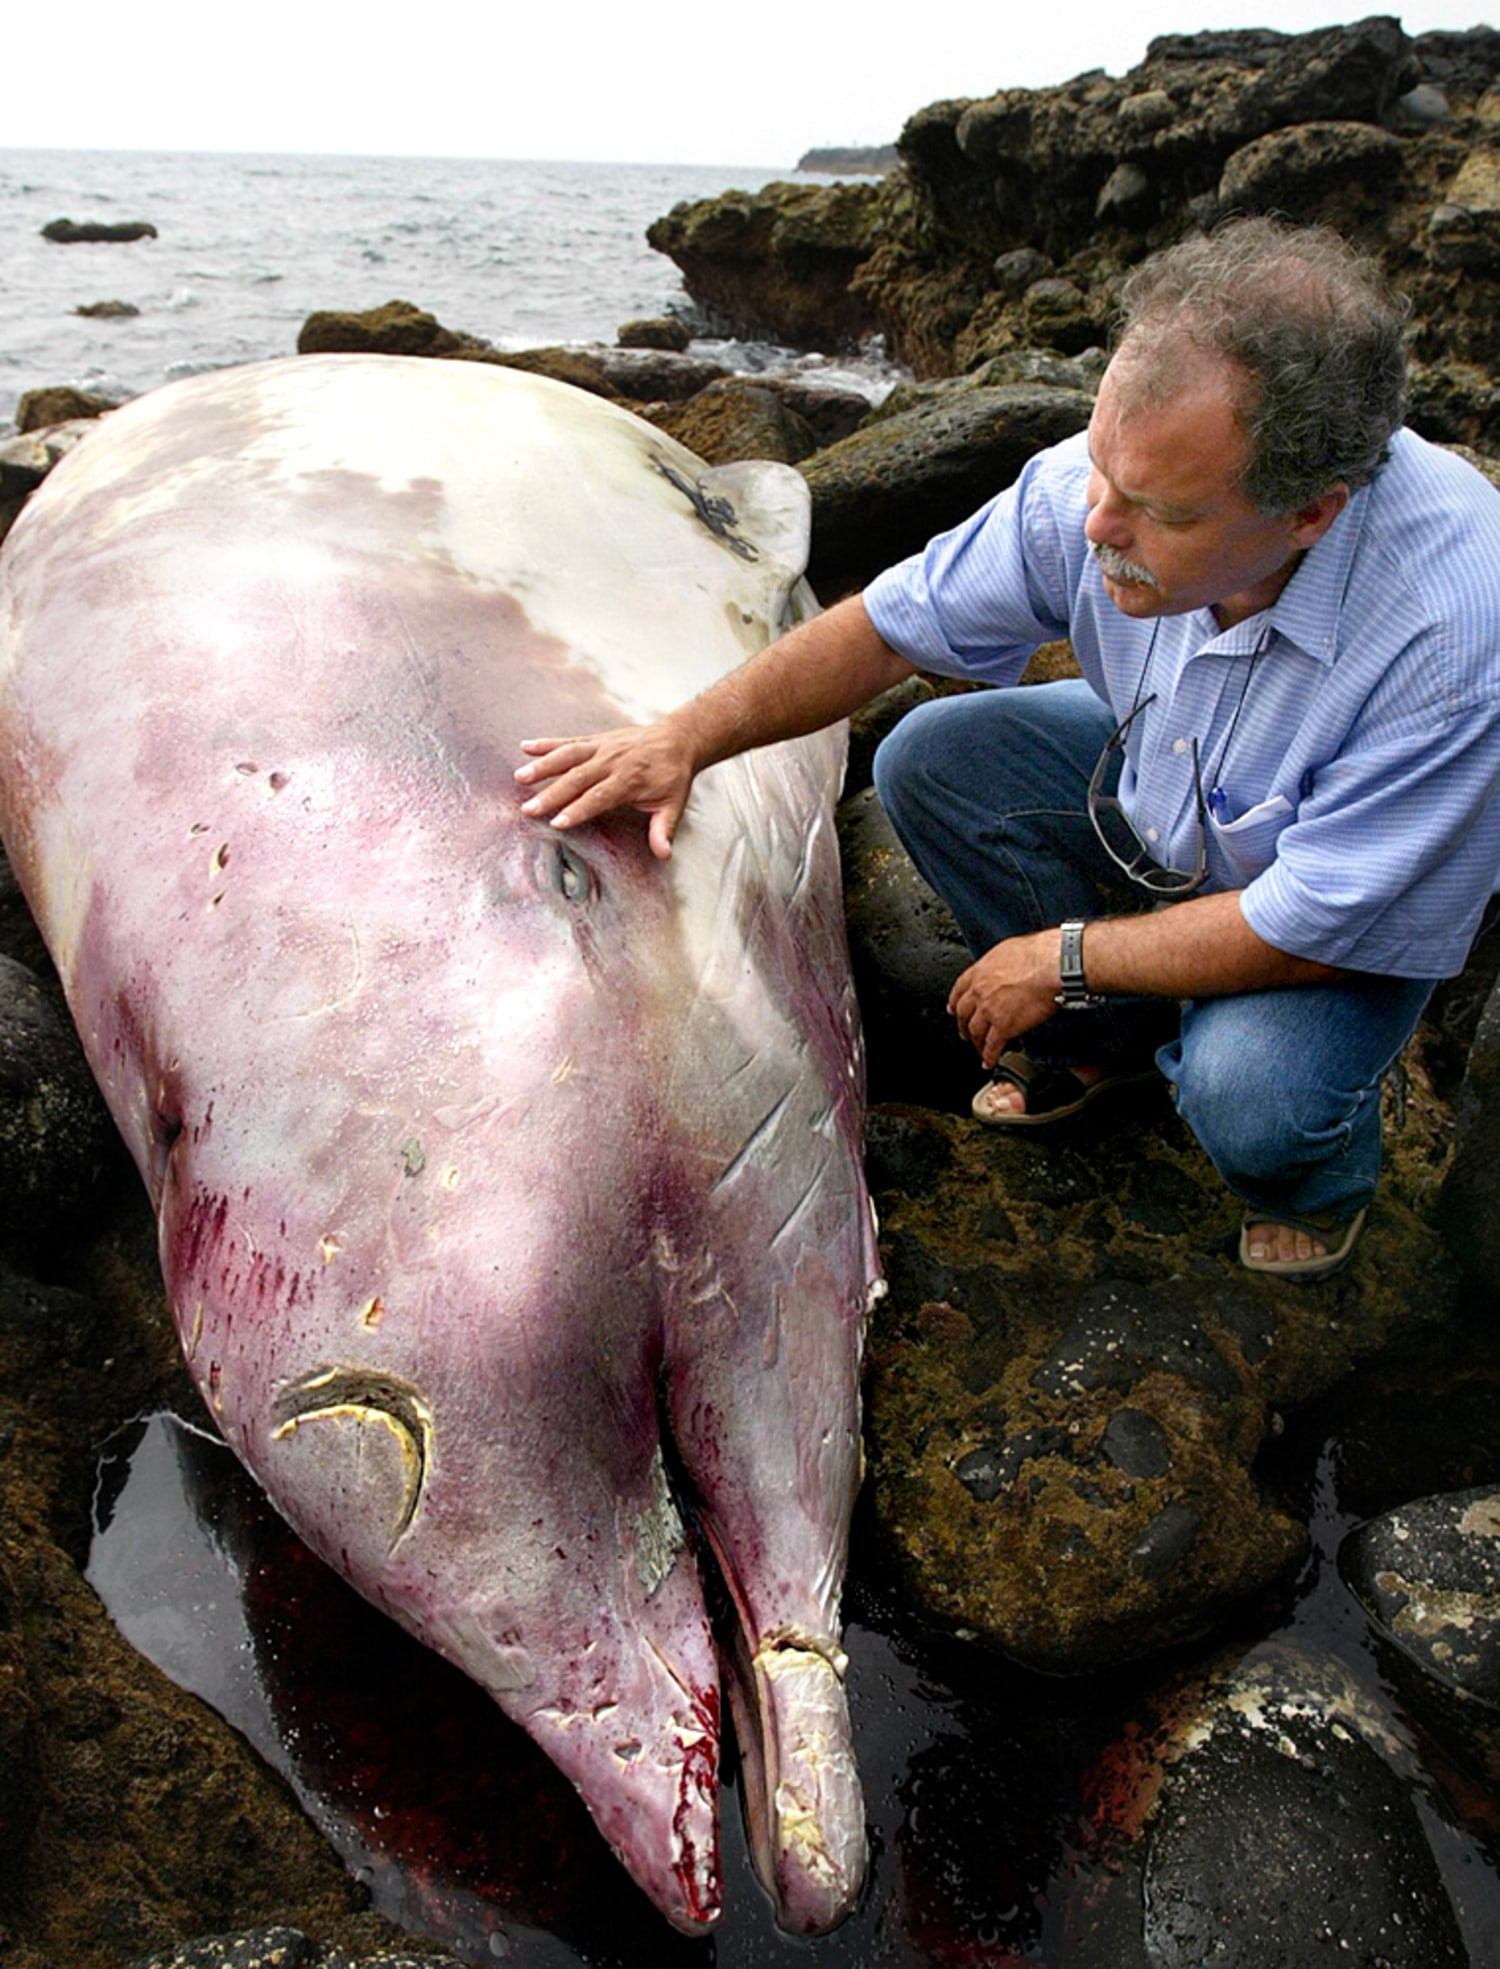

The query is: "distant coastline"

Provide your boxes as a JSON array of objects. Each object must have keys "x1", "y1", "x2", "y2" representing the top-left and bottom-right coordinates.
[{"x1": 796, "y1": 144, "x2": 898, "y2": 175}]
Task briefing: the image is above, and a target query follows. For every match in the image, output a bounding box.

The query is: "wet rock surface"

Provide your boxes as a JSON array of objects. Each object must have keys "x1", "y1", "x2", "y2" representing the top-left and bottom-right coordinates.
[
  {"x1": 1439, "y1": 963, "x2": 1500, "y2": 1283},
  {"x1": 0, "y1": 954, "x2": 117, "y2": 1248},
  {"x1": 846, "y1": 858, "x2": 1464, "y2": 1661},
  {"x1": 1066, "y1": 1640, "x2": 1469, "y2": 1966},
  {"x1": 0, "y1": 1181, "x2": 428, "y2": 1968},
  {"x1": 1342, "y1": 1485, "x2": 1500, "y2": 1784},
  {"x1": 586, "y1": 345, "x2": 729, "y2": 400},
  {"x1": 837, "y1": 786, "x2": 975, "y2": 1109},
  {"x1": 857, "y1": 981, "x2": 1461, "y2": 1668},
  {"x1": 130, "y1": 1932, "x2": 462, "y2": 1968}
]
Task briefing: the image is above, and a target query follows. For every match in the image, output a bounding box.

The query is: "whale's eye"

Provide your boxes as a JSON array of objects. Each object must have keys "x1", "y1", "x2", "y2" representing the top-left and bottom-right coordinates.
[{"x1": 555, "y1": 843, "x2": 593, "y2": 905}]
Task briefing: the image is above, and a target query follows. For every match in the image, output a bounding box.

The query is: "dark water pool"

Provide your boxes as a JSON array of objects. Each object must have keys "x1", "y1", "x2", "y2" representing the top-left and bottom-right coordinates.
[{"x1": 87, "y1": 1406, "x2": 1500, "y2": 1965}]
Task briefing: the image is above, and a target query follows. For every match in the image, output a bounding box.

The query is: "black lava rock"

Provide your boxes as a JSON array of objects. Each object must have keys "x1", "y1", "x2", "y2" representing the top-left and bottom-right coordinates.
[
  {"x1": 1341, "y1": 1484, "x2": 1500, "y2": 1783},
  {"x1": 0, "y1": 955, "x2": 115, "y2": 1249}
]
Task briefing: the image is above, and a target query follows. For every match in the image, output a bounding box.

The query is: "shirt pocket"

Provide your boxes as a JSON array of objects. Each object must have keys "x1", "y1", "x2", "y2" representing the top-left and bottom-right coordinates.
[{"x1": 1207, "y1": 792, "x2": 1294, "y2": 885}]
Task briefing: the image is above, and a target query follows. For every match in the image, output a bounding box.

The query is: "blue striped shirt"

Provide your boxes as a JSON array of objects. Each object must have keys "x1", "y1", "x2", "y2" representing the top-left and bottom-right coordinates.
[{"x1": 864, "y1": 427, "x2": 1500, "y2": 979}]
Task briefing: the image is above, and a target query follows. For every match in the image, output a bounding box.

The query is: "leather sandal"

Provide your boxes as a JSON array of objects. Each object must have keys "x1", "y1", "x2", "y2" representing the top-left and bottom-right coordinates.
[
  {"x1": 1239, "y1": 1206, "x2": 1367, "y2": 1280},
  {"x1": 970, "y1": 1051, "x2": 1156, "y2": 1128}
]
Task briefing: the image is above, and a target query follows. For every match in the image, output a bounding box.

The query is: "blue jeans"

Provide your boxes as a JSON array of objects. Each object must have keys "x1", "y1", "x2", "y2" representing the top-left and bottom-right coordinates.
[{"x1": 873, "y1": 680, "x2": 1435, "y2": 1224}]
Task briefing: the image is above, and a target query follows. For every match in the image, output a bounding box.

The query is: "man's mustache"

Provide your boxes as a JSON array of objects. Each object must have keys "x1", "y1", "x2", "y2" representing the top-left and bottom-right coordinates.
[{"x1": 1093, "y1": 542, "x2": 1163, "y2": 590}]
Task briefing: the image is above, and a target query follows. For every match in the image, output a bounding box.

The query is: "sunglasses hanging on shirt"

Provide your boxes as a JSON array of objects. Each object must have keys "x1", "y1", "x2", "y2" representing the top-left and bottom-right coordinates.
[{"x1": 1086, "y1": 621, "x2": 1272, "y2": 898}]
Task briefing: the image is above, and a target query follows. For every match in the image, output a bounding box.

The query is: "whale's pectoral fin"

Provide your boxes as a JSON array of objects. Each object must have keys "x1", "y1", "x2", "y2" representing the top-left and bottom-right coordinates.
[
  {"x1": 654, "y1": 450, "x2": 813, "y2": 637},
  {"x1": 697, "y1": 462, "x2": 813, "y2": 636}
]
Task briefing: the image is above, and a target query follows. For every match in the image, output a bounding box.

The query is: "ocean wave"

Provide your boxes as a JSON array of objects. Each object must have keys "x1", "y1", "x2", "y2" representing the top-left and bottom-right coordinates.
[{"x1": 165, "y1": 357, "x2": 236, "y2": 383}]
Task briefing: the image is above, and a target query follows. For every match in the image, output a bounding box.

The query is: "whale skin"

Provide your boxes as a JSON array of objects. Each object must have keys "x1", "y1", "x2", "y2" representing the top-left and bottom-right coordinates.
[{"x1": 0, "y1": 355, "x2": 880, "y2": 1934}]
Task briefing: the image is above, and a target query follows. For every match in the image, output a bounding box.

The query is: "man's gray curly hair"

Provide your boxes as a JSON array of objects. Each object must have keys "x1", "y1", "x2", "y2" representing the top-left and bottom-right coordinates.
[{"x1": 1113, "y1": 217, "x2": 1410, "y2": 515}]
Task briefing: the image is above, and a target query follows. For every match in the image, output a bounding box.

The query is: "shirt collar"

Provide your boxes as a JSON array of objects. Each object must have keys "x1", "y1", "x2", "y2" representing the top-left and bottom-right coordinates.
[{"x1": 1256, "y1": 480, "x2": 1372, "y2": 666}]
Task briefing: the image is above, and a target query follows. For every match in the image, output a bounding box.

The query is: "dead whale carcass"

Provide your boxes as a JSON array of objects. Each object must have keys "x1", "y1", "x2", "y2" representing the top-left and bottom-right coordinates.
[{"x1": 0, "y1": 354, "x2": 881, "y2": 1934}]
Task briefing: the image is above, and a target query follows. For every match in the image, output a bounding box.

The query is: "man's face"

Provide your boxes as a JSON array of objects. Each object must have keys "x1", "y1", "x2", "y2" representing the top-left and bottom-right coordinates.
[{"x1": 1084, "y1": 350, "x2": 1338, "y2": 629}]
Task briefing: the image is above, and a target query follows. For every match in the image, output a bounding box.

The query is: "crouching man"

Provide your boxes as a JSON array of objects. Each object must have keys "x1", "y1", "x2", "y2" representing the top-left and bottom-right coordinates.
[{"x1": 516, "y1": 218, "x2": 1500, "y2": 1281}]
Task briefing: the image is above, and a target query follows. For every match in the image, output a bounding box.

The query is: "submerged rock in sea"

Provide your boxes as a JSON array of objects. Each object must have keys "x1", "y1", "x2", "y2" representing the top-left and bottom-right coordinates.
[
  {"x1": 41, "y1": 218, "x2": 157, "y2": 244},
  {"x1": 1064, "y1": 1640, "x2": 1468, "y2": 1965}
]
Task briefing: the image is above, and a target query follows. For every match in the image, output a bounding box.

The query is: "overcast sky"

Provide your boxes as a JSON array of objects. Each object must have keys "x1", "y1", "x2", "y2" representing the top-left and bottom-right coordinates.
[{"x1": 6, "y1": 2, "x2": 1490, "y2": 167}]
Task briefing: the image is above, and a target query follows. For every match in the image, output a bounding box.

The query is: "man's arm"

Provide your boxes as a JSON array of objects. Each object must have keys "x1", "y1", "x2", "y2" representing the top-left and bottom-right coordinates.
[
  {"x1": 948, "y1": 891, "x2": 1343, "y2": 1068},
  {"x1": 516, "y1": 594, "x2": 915, "y2": 858}
]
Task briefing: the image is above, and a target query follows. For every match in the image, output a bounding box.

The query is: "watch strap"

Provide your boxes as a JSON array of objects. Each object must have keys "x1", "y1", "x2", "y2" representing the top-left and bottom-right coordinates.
[{"x1": 1055, "y1": 918, "x2": 1107, "y2": 1010}]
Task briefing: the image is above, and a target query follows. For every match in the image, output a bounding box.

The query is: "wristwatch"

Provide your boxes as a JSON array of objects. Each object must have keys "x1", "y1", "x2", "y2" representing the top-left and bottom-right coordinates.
[{"x1": 1055, "y1": 919, "x2": 1107, "y2": 1011}]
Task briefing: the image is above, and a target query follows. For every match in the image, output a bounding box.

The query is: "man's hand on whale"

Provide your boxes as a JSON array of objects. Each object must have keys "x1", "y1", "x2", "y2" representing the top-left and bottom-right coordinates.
[
  {"x1": 516, "y1": 594, "x2": 914, "y2": 859},
  {"x1": 517, "y1": 719, "x2": 699, "y2": 860}
]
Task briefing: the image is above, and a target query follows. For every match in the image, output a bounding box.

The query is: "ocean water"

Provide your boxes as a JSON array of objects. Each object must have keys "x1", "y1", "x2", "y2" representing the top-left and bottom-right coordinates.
[{"x1": 0, "y1": 148, "x2": 892, "y2": 429}]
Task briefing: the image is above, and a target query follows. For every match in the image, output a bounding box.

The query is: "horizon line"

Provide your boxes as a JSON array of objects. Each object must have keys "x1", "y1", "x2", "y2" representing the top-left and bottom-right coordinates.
[{"x1": 0, "y1": 139, "x2": 896, "y2": 175}]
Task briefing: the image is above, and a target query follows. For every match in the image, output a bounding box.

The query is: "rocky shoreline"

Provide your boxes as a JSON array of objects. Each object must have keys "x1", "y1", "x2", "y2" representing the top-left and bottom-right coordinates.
[{"x1": 4, "y1": 16, "x2": 1500, "y2": 1964}]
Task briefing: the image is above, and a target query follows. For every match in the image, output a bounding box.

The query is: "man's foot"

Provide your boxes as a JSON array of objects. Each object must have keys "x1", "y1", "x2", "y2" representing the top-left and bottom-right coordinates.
[
  {"x1": 971, "y1": 1053, "x2": 1155, "y2": 1128},
  {"x1": 1239, "y1": 1208, "x2": 1367, "y2": 1280}
]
